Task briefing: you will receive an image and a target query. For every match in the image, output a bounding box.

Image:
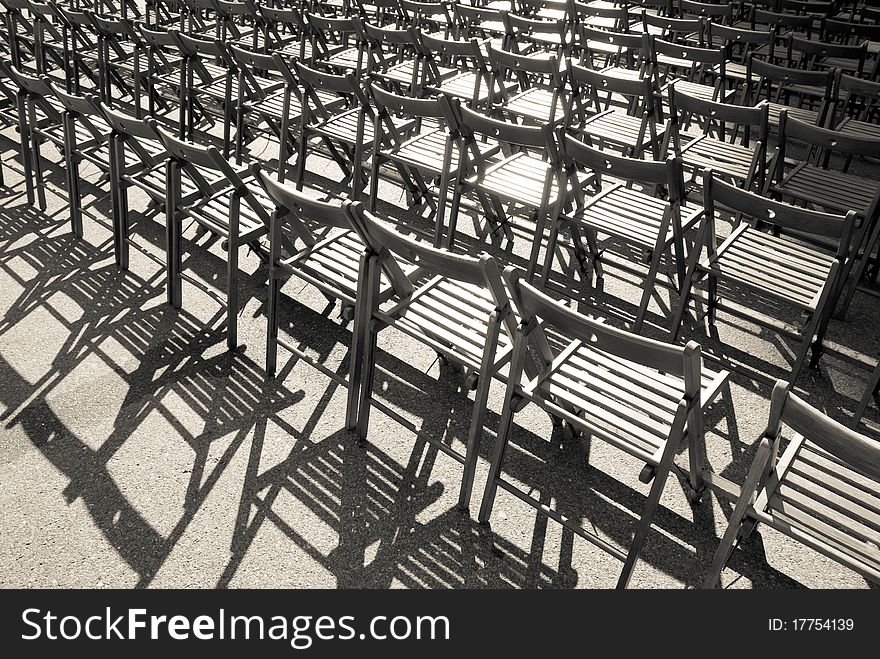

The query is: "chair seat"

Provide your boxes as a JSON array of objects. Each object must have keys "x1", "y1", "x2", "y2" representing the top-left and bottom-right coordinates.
[
  {"x1": 430, "y1": 70, "x2": 504, "y2": 103},
  {"x1": 392, "y1": 277, "x2": 512, "y2": 367},
  {"x1": 774, "y1": 163, "x2": 878, "y2": 217},
  {"x1": 311, "y1": 108, "x2": 413, "y2": 147},
  {"x1": 758, "y1": 439, "x2": 880, "y2": 576},
  {"x1": 836, "y1": 117, "x2": 880, "y2": 141},
  {"x1": 531, "y1": 339, "x2": 727, "y2": 464},
  {"x1": 467, "y1": 151, "x2": 561, "y2": 208},
  {"x1": 503, "y1": 86, "x2": 566, "y2": 123},
  {"x1": 679, "y1": 136, "x2": 763, "y2": 182},
  {"x1": 284, "y1": 230, "x2": 407, "y2": 301},
  {"x1": 372, "y1": 60, "x2": 419, "y2": 86},
  {"x1": 580, "y1": 109, "x2": 659, "y2": 151},
  {"x1": 318, "y1": 46, "x2": 361, "y2": 71},
  {"x1": 381, "y1": 127, "x2": 458, "y2": 175},
  {"x1": 569, "y1": 184, "x2": 699, "y2": 249},
  {"x1": 767, "y1": 102, "x2": 820, "y2": 127},
  {"x1": 704, "y1": 225, "x2": 835, "y2": 311}
]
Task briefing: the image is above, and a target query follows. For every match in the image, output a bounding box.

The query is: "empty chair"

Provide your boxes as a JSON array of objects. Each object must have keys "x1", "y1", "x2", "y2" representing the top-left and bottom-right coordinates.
[
  {"x1": 346, "y1": 207, "x2": 518, "y2": 510},
  {"x1": 548, "y1": 134, "x2": 700, "y2": 331},
  {"x1": 565, "y1": 61, "x2": 664, "y2": 159},
  {"x1": 451, "y1": 101, "x2": 568, "y2": 278},
  {"x1": 420, "y1": 31, "x2": 506, "y2": 109},
  {"x1": 367, "y1": 83, "x2": 460, "y2": 246},
  {"x1": 745, "y1": 55, "x2": 835, "y2": 129},
  {"x1": 671, "y1": 170, "x2": 856, "y2": 384},
  {"x1": 488, "y1": 43, "x2": 568, "y2": 125},
  {"x1": 704, "y1": 381, "x2": 880, "y2": 587},
  {"x1": 479, "y1": 268, "x2": 728, "y2": 588},
  {"x1": 668, "y1": 82, "x2": 770, "y2": 190},
  {"x1": 150, "y1": 122, "x2": 271, "y2": 351},
  {"x1": 766, "y1": 111, "x2": 880, "y2": 316},
  {"x1": 99, "y1": 102, "x2": 169, "y2": 271},
  {"x1": 250, "y1": 164, "x2": 411, "y2": 430}
]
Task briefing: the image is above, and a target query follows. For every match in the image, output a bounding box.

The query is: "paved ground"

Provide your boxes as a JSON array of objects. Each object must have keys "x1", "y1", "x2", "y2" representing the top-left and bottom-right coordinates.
[{"x1": 0, "y1": 116, "x2": 878, "y2": 590}]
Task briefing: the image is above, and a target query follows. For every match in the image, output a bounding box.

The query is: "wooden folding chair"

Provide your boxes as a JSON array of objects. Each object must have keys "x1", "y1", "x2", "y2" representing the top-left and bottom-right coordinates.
[
  {"x1": 766, "y1": 110, "x2": 880, "y2": 316},
  {"x1": 479, "y1": 268, "x2": 728, "y2": 588},
  {"x1": 400, "y1": 0, "x2": 455, "y2": 38},
  {"x1": 250, "y1": 163, "x2": 412, "y2": 434},
  {"x1": 565, "y1": 60, "x2": 664, "y2": 159},
  {"x1": 451, "y1": 101, "x2": 568, "y2": 278},
  {"x1": 419, "y1": 31, "x2": 507, "y2": 110},
  {"x1": 671, "y1": 169, "x2": 856, "y2": 384},
  {"x1": 357, "y1": 19, "x2": 425, "y2": 95},
  {"x1": 89, "y1": 13, "x2": 148, "y2": 114},
  {"x1": 832, "y1": 72, "x2": 880, "y2": 140},
  {"x1": 257, "y1": 5, "x2": 312, "y2": 61},
  {"x1": 150, "y1": 121, "x2": 271, "y2": 350},
  {"x1": 98, "y1": 102, "x2": 169, "y2": 270},
  {"x1": 4, "y1": 63, "x2": 66, "y2": 210},
  {"x1": 487, "y1": 43, "x2": 568, "y2": 125},
  {"x1": 667, "y1": 82, "x2": 771, "y2": 190},
  {"x1": 368, "y1": 82, "x2": 461, "y2": 246},
  {"x1": 42, "y1": 80, "x2": 113, "y2": 238},
  {"x1": 574, "y1": 23, "x2": 647, "y2": 72},
  {"x1": 704, "y1": 381, "x2": 880, "y2": 587},
  {"x1": 646, "y1": 34, "x2": 732, "y2": 103},
  {"x1": 502, "y1": 10, "x2": 569, "y2": 56},
  {"x1": 744, "y1": 54, "x2": 835, "y2": 129},
  {"x1": 305, "y1": 11, "x2": 364, "y2": 75},
  {"x1": 346, "y1": 205, "x2": 519, "y2": 510},
  {"x1": 705, "y1": 22, "x2": 776, "y2": 101},
  {"x1": 294, "y1": 60, "x2": 413, "y2": 199},
  {"x1": 549, "y1": 133, "x2": 700, "y2": 331}
]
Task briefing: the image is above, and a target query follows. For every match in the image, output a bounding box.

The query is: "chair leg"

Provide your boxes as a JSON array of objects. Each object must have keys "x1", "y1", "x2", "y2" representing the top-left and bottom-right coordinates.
[
  {"x1": 852, "y1": 361, "x2": 880, "y2": 428},
  {"x1": 616, "y1": 433, "x2": 678, "y2": 589},
  {"x1": 633, "y1": 245, "x2": 664, "y2": 333},
  {"x1": 354, "y1": 257, "x2": 380, "y2": 440},
  {"x1": 266, "y1": 269, "x2": 281, "y2": 377},
  {"x1": 226, "y1": 240, "x2": 239, "y2": 352},
  {"x1": 478, "y1": 330, "x2": 528, "y2": 525},
  {"x1": 702, "y1": 438, "x2": 773, "y2": 588},
  {"x1": 459, "y1": 312, "x2": 500, "y2": 512},
  {"x1": 346, "y1": 253, "x2": 376, "y2": 431}
]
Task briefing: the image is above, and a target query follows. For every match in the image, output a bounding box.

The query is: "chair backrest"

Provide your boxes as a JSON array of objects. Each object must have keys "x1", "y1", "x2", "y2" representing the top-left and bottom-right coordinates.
[
  {"x1": 669, "y1": 82, "x2": 769, "y2": 143},
  {"x1": 746, "y1": 54, "x2": 835, "y2": 107},
  {"x1": 99, "y1": 102, "x2": 163, "y2": 142},
  {"x1": 503, "y1": 11, "x2": 567, "y2": 51},
  {"x1": 562, "y1": 132, "x2": 685, "y2": 201},
  {"x1": 504, "y1": 266, "x2": 701, "y2": 383},
  {"x1": 750, "y1": 7, "x2": 814, "y2": 37},
  {"x1": 679, "y1": 0, "x2": 734, "y2": 22},
  {"x1": 251, "y1": 162, "x2": 353, "y2": 233},
  {"x1": 766, "y1": 381, "x2": 880, "y2": 482},
  {"x1": 568, "y1": 61, "x2": 657, "y2": 110},
  {"x1": 576, "y1": 24, "x2": 647, "y2": 70},
  {"x1": 707, "y1": 22, "x2": 776, "y2": 60},
  {"x1": 369, "y1": 81, "x2": 453, "y2": 123},
  {"x1": 487, "y1": 41, "x2": 563, "y2": 92},
  {"x1": 456, "y1": 101, "x2": 556, "y2": 153},
  {"x1": 348, "y1": 204, "x2": 492, "y2": 290},
  {"x1": 642, "y1": 10, "x2": 704, "y2": 43},
  {"x1": 779, "y1": 108, "x2": 880, "y2": 160},
  {"x1": 703, "y1": 168, "x2": 856, "y2": 261}
]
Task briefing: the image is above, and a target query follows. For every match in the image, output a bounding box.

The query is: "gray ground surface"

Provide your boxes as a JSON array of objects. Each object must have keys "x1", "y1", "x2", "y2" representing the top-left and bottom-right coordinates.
[{"x1": 0, "y1": 115, "x2": 878, "y2": 590}]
